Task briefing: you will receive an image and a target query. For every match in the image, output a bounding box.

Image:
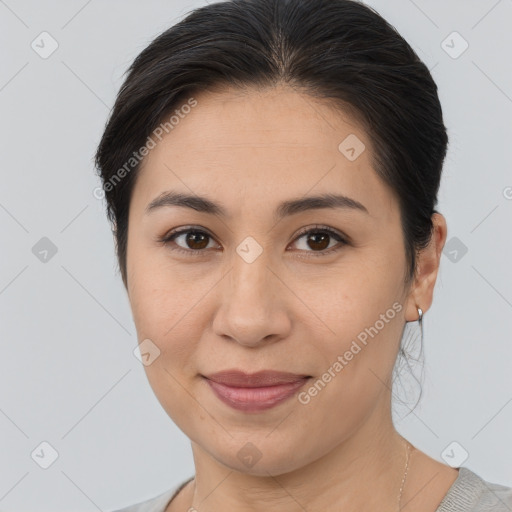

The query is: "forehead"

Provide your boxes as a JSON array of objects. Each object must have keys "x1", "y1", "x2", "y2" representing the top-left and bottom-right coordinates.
[
  {"x1": 173, "y1": 84, "x2": 365, "y2": 150},
  {"x1": 132, "y1": 85, "x2": 397, "y2": 222}
]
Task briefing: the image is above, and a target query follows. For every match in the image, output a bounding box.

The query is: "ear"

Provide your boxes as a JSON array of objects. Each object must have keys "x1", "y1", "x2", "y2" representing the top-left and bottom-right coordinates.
[{"x1": 404, "y1": 213, "x2": 448, "y2": 322}]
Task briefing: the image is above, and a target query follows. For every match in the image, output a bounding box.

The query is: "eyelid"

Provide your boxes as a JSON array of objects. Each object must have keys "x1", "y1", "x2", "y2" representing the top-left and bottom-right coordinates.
[{"x1": 293, "y1": 224, "x2": 345, "y2": 241}]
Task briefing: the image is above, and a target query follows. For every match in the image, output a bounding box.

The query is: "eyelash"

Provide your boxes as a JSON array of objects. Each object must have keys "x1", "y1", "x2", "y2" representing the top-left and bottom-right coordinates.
[{"x1": 158, "y1": 224, "x2": 348, "y2": 258}]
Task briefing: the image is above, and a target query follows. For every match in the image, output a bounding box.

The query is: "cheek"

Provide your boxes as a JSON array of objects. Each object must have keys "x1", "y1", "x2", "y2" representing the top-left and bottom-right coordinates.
[
  {"x1": 128, "y1": 264, "x2": 186, "y2": 351},
  {"x1": 303, "y1": 258, "x2": 402, "y2": 338},
  {"x1": 299, "y1": 303, "x2": 403, "y2": 437},
  {"x1": 128, "y1": 266, "x2": 203, "y2": 421},
  {"x1": 128, "y1": 262, "x2": 213, "y2": 387},
  {"x1": 304, "y1": 262, "x2": 404, "y2": 389},
  {"x1": 128, "y1": 236, "x2": 189, "y2": 325}
]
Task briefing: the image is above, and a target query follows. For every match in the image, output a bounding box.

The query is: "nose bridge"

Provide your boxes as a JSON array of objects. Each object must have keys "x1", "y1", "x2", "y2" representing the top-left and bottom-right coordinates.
[
  {"x1": 229, "y1": 236, "x2": 272, "y2": 306},
  {"x1": 213, "y1": 235, "x2": 289, "y2": 345}
]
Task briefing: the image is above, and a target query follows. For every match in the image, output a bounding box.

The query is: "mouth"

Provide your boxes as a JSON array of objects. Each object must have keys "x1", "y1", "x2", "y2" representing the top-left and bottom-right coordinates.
[{"x1": 201, "y1": 369, "x2": 311, "y2": 412}]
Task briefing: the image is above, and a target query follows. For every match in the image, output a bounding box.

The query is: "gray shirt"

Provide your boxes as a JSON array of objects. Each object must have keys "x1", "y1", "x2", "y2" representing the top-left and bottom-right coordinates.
[{"x1": 112, "y1": 467, "x2": 512, "y2": 511}]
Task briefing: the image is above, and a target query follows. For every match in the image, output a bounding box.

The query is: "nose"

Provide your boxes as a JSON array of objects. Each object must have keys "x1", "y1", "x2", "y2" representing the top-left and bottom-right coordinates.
[{"x1": 211, "y1": 246, "x2": 292, "y2": 348}]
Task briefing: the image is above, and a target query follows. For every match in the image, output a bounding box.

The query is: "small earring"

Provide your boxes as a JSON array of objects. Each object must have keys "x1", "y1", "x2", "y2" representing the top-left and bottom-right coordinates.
[{"x1": 417, "y1": 306, "x2": 423, "y2": 342}]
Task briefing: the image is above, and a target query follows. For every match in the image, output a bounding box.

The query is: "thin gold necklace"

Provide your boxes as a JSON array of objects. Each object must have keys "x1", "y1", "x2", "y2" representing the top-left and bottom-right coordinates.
[{"x1": 398, "y1": 438, "x2": 413, "y2": 510}]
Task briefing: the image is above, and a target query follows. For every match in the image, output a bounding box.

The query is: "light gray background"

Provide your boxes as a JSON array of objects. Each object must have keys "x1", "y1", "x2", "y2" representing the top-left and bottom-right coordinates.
[{"x1": 1, "y1": 0, "x2": 511, "y2": 510}]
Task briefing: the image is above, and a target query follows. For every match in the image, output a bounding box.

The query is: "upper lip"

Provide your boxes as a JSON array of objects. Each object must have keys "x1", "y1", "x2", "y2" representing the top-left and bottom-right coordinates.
[{"x1": 203, "y1": 369, "x2": 310, "y2": 388}]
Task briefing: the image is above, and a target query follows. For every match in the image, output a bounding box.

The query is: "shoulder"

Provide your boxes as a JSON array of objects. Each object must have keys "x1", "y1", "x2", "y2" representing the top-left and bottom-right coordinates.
[
  {"x1": 111, "y1": 477, "x2": 194, "y2": 512},
  {"x1": 436, "y1": 467, "x2": 512, "y2": 512}
]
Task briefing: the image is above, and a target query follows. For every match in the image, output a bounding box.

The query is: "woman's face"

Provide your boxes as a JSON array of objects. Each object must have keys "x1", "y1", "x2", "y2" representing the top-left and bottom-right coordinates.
[{"x1": 126, "y1": 85, "x2": 416, "y2": 475}]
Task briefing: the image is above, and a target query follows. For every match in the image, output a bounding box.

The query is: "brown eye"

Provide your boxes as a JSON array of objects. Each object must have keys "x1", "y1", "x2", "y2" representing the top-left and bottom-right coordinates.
[
  {"x1": 163, "y1": 229, "x2": 217, "y2": 253},
  {"x1": 291, "y1": 226, "x2": 347, "y2": 256}
]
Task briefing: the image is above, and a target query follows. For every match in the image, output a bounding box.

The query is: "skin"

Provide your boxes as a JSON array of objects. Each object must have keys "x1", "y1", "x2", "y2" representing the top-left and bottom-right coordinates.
[{"x1": 125, "y1": 84, "x2": 457, "y2": 511}]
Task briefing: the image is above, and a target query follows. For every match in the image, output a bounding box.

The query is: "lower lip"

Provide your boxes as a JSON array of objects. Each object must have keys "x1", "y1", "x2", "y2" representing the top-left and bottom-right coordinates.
[{"x1": 204, "y1": 377, "x2": 310, "y2": 412}]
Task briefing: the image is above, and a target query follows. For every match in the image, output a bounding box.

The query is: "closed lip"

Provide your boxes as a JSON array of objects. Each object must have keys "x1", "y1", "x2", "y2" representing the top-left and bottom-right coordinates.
[{"x1": 202, "y1": 369, "x2": 311, "y2": 388}]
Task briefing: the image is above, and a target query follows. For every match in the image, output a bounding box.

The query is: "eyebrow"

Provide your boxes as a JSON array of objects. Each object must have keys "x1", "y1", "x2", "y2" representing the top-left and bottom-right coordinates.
[{"x1": 145, "y1": 191, "x2": 369, "y2": 219}]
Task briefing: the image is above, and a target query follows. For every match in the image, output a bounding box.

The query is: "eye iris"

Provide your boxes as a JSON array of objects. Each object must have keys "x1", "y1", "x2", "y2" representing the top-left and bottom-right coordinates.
[
  {"x1": 186, "y1": 231, "x2": 209, "y2": 250},
  {"x1": 307, "y1": 232, "x2": 330, "y2": 250}
]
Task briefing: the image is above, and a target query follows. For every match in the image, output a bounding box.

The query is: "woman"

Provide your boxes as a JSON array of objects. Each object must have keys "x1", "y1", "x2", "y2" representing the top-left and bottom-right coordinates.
[{"x1": 95, "y1": 0, "x2": 512, "y2": 510}]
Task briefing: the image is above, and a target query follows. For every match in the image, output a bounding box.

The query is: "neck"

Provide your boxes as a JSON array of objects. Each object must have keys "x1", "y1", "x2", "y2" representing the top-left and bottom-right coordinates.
[{"x1": 186, "y1": 403, "x2": 410, "y2": 512}]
